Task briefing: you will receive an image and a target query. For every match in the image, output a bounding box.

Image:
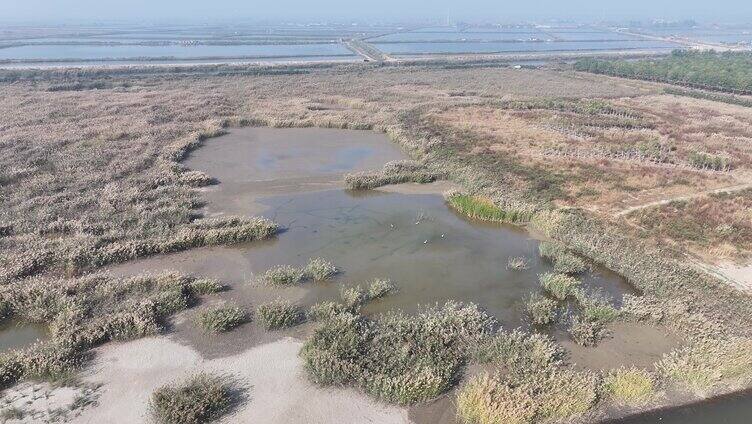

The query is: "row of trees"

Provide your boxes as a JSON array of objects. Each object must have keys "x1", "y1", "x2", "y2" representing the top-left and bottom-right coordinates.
[{"x1": 574, "y1": 50, "x2": 752, "y2": 94}]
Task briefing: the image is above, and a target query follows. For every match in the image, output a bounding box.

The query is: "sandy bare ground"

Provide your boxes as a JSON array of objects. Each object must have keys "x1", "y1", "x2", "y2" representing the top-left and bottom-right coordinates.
[{"x1": 70, "y1": 337, "x2": 409, "y2": 424}]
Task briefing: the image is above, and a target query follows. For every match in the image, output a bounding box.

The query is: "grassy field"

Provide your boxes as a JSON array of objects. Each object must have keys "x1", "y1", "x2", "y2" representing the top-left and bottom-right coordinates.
[{"x1": 1, "y1": 60, "x2": 752, "y2": 422}]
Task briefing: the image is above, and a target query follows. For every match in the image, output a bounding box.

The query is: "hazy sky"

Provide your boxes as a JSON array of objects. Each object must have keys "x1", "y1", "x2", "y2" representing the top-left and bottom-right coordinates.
[{"x1": 4, "y1": 0, "x2": 751, "y2": 23}]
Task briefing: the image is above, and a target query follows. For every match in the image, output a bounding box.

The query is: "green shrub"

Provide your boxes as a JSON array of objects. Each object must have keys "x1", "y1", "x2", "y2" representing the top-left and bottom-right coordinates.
[
  {"x1": 196, "y1": 305, "x2": 247, "y2": 334},
  {"x1": 525, "y1": 294, "x2": 558, "y2": 326},
  {"x1": 688, "y1": 151, "x2": 731, "y2": 171},
  {"x1": 539, "y1": 273, "x2": 580, "y2": 300},
  {"x1": 150, "y1": 373, "x2": 232, "y2": 424},
  {"x1": 573, "y1": 289, "x2": 620, "y2": 325},
  {"x1": 256, "y1": 299, "x2": 304, "y2": 330},
  {"x1": 602, "y1": 367, "x2": 656, "y2": 405}
]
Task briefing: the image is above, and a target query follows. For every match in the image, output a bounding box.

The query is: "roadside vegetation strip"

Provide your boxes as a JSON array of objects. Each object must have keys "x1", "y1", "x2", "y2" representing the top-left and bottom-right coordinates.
[
  {"x1": 256, "y1": 299, "x2": 305, "y2": 330},
  {"x1": 150, "y1": 372, "x2": 233, "y2": 424}
]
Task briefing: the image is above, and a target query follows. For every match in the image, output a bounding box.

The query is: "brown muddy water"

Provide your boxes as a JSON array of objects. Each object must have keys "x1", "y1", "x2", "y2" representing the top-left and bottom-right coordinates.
[{"x1": 0, "y1": 319, "x2": 48, "y2": 352}]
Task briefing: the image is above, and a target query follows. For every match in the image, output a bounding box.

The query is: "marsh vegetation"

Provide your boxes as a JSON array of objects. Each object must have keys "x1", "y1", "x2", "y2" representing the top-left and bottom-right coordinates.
[{"x1": 0, "y1": 58, "x2": 751, "y2": 424}]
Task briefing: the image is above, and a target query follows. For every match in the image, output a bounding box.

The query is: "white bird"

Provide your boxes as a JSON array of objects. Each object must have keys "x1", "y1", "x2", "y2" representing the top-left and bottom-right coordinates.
[
  {"x1": 441, "y1": 234, "x2": 445, "y2": 238},
  {"x1": 424, "y1": 240, "x2": 428, "y2": 244}
]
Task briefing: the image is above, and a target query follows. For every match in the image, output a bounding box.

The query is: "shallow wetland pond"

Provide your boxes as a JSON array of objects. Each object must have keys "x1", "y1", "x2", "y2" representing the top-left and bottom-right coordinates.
[
  {"x1": 113, "y1": 127, "x2": 632, "y2": 326},
  {"x1": 104, "y1": 127, "x2": 699, "y2": 423}
]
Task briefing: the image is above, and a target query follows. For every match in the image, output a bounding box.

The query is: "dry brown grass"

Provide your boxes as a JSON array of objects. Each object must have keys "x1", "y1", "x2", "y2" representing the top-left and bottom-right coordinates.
[{"x1": 627, "y1": 189, "x2": 752, "y2": 261}]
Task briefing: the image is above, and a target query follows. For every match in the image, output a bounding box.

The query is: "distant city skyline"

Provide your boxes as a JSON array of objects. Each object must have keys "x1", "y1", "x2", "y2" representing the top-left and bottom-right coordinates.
[{"x1": 3, "y1": 0, "x2": 752, "y2": 24}]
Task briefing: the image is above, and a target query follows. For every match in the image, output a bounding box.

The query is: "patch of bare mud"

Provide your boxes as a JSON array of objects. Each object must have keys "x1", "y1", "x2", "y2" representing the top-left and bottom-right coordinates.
[{"x1": 70, "y1": 336, "x2": 409, "y2": 424}]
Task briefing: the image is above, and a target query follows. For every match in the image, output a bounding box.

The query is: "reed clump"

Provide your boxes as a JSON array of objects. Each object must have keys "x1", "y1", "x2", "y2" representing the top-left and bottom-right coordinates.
[
  {"x1": 539, "y1": 273, "x2": 580, "y2": 301},
  {"x1": 602, "y1": 367, "x2": 657, "y2": 406},
  {"x1": 457, "y1": 368, "x2": 598, "y2": 424},
  {"x1": 524, "y1": 294, "x2": 558, "y2": 326},
  {"x1": 344, "y1": 160, "x2": 441, "y2": 190},
  {"x1": 260, "y1": 258, "x2": 338, "y2": 286},
  {"x1": 196, "y1": 304, "x2": 247, "y2": 334},
  {"x1": 150, "y1": 373, "x2": 232, "y2": 424},
  {"x1": 301, "y1": 301, "x2": 495, "y2": 405},
  {"x1": 256, "y1": 299, "x2": 304, "y2": 330}
]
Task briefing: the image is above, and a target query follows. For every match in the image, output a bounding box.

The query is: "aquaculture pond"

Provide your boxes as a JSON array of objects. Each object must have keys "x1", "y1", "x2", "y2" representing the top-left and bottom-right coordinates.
[
  {"x1": 0, "y1": 42, "x2": 355, "y2": 62},
  {"x1": 112, "y1": 127, "x2": 633, "y2": 328}
]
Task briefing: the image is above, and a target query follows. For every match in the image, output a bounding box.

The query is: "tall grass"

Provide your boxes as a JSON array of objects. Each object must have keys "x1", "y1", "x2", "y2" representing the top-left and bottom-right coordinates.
[{"x1": 445, "y1": 192, "x2": 532, "y2": 223}]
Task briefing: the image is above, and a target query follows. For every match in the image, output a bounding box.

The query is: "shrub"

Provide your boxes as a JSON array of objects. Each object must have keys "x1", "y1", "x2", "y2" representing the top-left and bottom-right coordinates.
[
  {"x1": 538, "y1": 241, "x2": 586, "y2": 274},
  {"x1": 150, "y1": 373, "x2": 231, "y2": 424},
  {"x1": 568, "y1": 316, "x2": 606, "y2": 347},
  {"x1": 457, "y1": 368, "x2": 598, "y2": 424},
  {"x1": 196, "y1": 305, "x2": 247, "y2": 334},
  {"x1": 340, "y1": 286, "x2": 368, "y2": 310},
  {"x1": 573, "y1": 289, "x2": 620, "y2": 325},
  {"x1": 301, "y1": 302, "x2": 496, "y2": 405},
  {"x1": 189, "y1": 278, "x2": 224, "y2": 296},
  {"x1": 366, "y1": 279, "x2": 396, "y2": 300},
  {"x1": 303, "y1": 258, "x2": 338, "y2": 281},
  {"x1": 602, "y1": 367, "x2": 656, "y2": 405},
  {"x1": 539, "y1": 273, "x2": 580, "y2": 300},
  {"x1": 473, "y1": 330, "x2": 564, "y2": 374},
  {"x1": 525, "y1": 294, "x2": 558, "y2": 326},
  {"x1": 307, "y1": 301, "x2": 346, "y2": 321},
  {"x1": 256, "y1": 299, "x2": 304, "y2": 330},
  {"x1": 262, "y1": 265, "x2": 305, "y2": 286},
  {"x1": 656, "y1": 337, "x2": 752, "y2": 393},
  {"x1": 506, "y1": 256, "x2": 529, "y2": 271}
]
